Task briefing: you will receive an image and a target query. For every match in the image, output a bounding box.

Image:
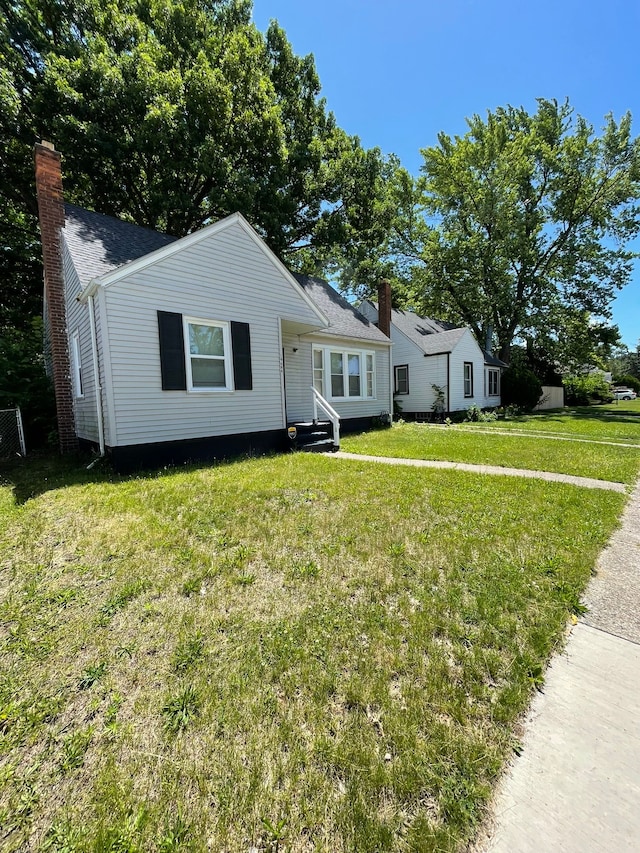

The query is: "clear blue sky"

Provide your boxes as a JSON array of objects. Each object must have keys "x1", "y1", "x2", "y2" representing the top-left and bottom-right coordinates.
[{"x1": 253, "y1": 0, "x2": 640, "y2": 349}]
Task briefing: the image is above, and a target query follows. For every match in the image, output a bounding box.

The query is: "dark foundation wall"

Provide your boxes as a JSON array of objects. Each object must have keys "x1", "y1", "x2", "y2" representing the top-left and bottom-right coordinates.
[
  {"x1": 107, "y1": 429, "x2": 289, "y2": 474},
  {"x1": 101, "y1": 416, "x2": 389, "y2": 474}
]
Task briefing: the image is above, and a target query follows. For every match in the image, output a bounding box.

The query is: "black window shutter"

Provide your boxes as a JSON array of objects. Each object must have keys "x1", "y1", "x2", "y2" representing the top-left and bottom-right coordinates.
[
  {"x1": 157, "y1": 311, "x2": 187, "y2": 390},
  {"x1": 231, "y1": 321, "x2": 252, "y2": 390}
]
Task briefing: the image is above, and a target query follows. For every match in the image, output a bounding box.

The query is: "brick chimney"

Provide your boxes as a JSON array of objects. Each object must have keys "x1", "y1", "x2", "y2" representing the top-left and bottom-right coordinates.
[
  {"x1": 34, "y1": 141, "x2": 78, "y2": 453},
  {"x1": 377, "y1": 279, "x2": 392, "y2": 338}
]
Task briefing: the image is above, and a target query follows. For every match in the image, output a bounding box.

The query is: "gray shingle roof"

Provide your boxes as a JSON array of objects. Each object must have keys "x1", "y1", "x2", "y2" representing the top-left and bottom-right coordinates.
[
  {"x1": 61, "y1": 206, "x2": 388, "y2": 344},
  {"x1": 392, "y1": 308, "x2": 467, "y2": 354},
  {"x1": 294, "y1": 274, "x2": 390, "y2": 344},
  {"x1": 482, "y1": 349, "x2": 508, "y2": 368},
  {"x1": 63, "y1": 204, "x2": 177, "y2": 288}
]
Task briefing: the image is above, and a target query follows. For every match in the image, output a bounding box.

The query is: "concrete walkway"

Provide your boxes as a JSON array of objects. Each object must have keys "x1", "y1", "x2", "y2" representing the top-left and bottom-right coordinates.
[
  {"x1": 474, "y1": 480, "x2": 640, "y2": 853},
  {"x1": 432, "y1": 425, "x2": 640, "y2": 449},
  {"x1": 331, "y1": 451, "x2": 628, "y2": 493}
]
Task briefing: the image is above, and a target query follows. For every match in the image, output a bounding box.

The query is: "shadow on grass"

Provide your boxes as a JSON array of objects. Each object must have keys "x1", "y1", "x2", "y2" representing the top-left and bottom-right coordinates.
[
  {"x1": 522, "y1": 406, "x2": 640, "y2": 427},
  {"x1": 0, "y1": 448, "x2": 285, "y2": 506},
  {"x1": 0, "y1": 451, "x2": 122, "y2": 505}
]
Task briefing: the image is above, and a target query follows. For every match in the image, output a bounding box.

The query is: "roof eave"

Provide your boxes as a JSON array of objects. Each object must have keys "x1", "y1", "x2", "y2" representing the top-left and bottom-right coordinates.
[
  {"x1": 76, "y1": 212, "x2": 329, "y2": 327},
  {"x1": 301, "y1": 329, "x2": 392, "y2": 346}
]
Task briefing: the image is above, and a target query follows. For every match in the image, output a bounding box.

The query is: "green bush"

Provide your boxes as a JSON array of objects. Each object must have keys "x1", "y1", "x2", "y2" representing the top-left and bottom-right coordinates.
[
  {"x1": 500, "y1": 366, "x2": 543, "y2": 411},
  {"x1": 563, "y1": 374, "x2": 613, "y2": 406},
  {"x1": 0, "y1": 319, "x2": 57, "y2": 449},
  {"x1": 464, "y1": 404, "x2": 498, "y2": 422},
  {"x1": 611, "y1": 374, "x2": 640, "y2": 395}
]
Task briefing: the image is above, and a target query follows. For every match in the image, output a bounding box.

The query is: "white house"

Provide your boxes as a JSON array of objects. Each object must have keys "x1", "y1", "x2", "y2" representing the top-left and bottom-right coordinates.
[
  {"x1": 35, "y1": 142, "x2": 392, "y2": 471},
  {"x1": 359, "y1": 301, "x2": 506, "y2": 417}
]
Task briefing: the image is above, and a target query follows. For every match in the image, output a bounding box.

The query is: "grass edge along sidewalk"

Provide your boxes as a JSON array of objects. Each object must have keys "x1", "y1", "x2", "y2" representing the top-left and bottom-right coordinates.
[
  {"x1": 0, "y1": 452, "x2": 628, "y2": 852},
  {"x1": 340, "y1": 420, "x2": 640, "y2": 485}
]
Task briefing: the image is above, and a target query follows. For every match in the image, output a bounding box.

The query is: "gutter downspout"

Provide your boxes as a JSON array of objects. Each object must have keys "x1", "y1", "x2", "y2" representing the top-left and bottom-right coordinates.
[
  {"x1": 389, "y1": 341, "x2": 394, "y2": 421},
  {"x1": 88, "y1": 293, "x2": 105, "y2": 459},
  {"x1": 446, "y1": 352, "x2": 450, "y2": 414}
]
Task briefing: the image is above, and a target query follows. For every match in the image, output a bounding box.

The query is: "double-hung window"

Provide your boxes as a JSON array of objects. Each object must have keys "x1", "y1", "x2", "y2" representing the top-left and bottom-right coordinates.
[
  {"x1": 313, "y1": 349, "x2": 324, "y2": 394},
  {"x1": 71, "y1": 330, "x2": 84, "y2": 398},
  {"x1": 463, "y1": 362, "x2": 473, "y2": 397},
  {"x1": 395, "y1": 364, "x2": 409, "y2": 395},
  {"x1": 313, "y1": 347, "x2": 376, "y2": 400},
  {"x1": 184, "y1": 317, "x2": 232, "y2": 391},
  {"x1": 488, "y1": 368, "x2": 499, "y2": 396}
]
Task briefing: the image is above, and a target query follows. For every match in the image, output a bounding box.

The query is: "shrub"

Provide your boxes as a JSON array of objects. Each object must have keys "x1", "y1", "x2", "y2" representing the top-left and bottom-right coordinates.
[
  {"x1": 464, "y1": 404, "x2": 498, "y2": 422},
  {"x1": 612, "y1": 374, "x2": 640, "y2": 395},
  {"x1": 563, "y1": 374, "x2": 613, "y2": 406},
  {"x1": 0, "y1": 319, "x2": 57, "y2": 448},
  {"x1": 500, "y1": 366, "x2": 543, "y2": 411}
]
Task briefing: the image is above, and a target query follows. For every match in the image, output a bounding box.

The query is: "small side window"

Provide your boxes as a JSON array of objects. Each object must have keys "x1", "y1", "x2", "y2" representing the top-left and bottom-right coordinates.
[
  {"x1": 71, "y1": 331, "x2": 83, "y2": 398},
  {"x1": 464, "y1": 362, "x2": 473, "y2": 398},
  {"x1": 395, "y1": 364, "x2": 409, "y2": 395}
]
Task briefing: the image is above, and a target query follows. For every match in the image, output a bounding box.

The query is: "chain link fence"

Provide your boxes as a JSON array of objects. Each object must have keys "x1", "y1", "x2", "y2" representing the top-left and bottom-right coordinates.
[{"x1": 0, "y1": 408, "x2": 26, "y2": 457}]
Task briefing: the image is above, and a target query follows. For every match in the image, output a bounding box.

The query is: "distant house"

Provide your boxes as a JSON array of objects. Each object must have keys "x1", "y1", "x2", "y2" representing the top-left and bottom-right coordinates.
[
  {"x1": 35, "y1": 142, "x2": 391, "y2": 471},
  {"x1": 359, "y1": 301, "x2": 506, "y2": 416}
]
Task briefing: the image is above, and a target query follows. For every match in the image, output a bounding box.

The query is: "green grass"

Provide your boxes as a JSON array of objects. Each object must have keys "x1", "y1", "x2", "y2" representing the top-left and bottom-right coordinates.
[
  {"x1": 0, "y1": 452, "x2": 628, "y2": 852},
  {"x1": 341, "y1": 421, "x2": 640, "y2": 483},
  {"x1": 458, "y1": 404, "x2": 640, "y2": 444}
]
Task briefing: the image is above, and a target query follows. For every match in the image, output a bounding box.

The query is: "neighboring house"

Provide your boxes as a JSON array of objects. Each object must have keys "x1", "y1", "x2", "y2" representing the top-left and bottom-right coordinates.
[
  {"x1": 359, "y1": 301, "x2": 506, "y2": 416},
  {"x1": 35, "y1": 142, "x2": 391, "y2": 471}
]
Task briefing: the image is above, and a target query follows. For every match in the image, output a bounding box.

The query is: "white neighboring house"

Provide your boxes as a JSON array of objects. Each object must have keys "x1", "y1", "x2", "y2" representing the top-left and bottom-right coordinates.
[
  {"x1": 35, "y1": 142, "x2": 392, "y2": 471},
  {"x1": 359, "y1": 302, "x2": 506, "y2": 416}
]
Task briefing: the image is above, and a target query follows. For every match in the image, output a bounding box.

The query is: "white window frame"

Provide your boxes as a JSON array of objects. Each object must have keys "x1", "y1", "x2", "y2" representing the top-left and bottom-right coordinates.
[
  {"x1": 464, "y1": 362, "x2": 474, "y2": 398},
  {"x1": 312, "y1": 346, "x2": 376, "y2": 401},
  {"x1": 71, "y1": 330, "x2": 84, "y2": 398},
  {"x1": 183, "y1": 316, "x2": 233, "y2": 392},
  {"x1": 395, "y1": 364, "x2": 409, "y2": 395},
  {"x1": 488, "y1": 368, "x2": 500, "y2": 396}
]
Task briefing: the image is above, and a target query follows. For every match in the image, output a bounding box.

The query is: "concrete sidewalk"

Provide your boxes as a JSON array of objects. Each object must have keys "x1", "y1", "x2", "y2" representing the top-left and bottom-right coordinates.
[
  {"x1": 475, "y1": 481, "x2": 640, "y2": 853},
  {"x1": 331, "y1": 451, "x2": 628, "y2": 492}
]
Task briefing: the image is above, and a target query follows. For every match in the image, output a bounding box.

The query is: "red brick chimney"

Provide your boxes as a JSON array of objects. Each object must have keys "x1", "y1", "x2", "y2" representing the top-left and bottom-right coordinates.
[
  {"x1": 34, "y1": 141, "x2": 78, "y2": 454},
  {"x1": 377, "y1": 279, "x2": 392, "y2": 338}
]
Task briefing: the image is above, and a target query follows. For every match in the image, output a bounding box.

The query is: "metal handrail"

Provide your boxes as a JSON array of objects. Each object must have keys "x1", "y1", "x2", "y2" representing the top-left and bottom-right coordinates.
[{"x1": 311, "y1": 387, "x2": 340, "y2": 448}]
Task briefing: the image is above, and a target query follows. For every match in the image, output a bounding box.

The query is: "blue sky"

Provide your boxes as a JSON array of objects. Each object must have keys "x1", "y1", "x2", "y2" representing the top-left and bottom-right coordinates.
[{"x1": 252, "y1": 0, "x2": 640, "y2": 349}]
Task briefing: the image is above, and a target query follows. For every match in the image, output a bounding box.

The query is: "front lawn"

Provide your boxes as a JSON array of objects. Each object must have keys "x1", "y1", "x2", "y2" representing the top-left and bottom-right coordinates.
[
  {"x1": 459, "y1": 404, "x2": 640, "y2": 443},
  {"x1": 0, "y1": 453, "x2": 626, "y2": 852},
  {"x1": 341, "y1": 421, "x2": 640, "y2": 483}
]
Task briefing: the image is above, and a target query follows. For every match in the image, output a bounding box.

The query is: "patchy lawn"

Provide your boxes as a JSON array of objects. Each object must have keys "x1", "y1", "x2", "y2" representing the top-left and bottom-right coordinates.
[
  {"x1": 341, "y1": 421, "x2": 640, "y2": 484},
  {"x1": 459, "y1": 404, "x2": 640, "y2": 444},
  {"x1": 0, "y1": 453, "x2": 627, "y2": 852}
]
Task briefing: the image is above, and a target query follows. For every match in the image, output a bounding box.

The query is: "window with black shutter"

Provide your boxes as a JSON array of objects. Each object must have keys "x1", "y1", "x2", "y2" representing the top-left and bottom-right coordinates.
[
  {"x1": 157, "y1": 311, "x2": 187, "y2": 390},
  {"x1": 158, "y1": 311, "x2": 253, "y2": 393}
]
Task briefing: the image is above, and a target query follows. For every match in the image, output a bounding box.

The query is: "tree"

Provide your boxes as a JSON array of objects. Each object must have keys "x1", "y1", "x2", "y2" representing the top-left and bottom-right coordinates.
[
  {"x1": 392, "y1": 99, "x2": 640, "y2": 363},
  {"x1": 0, "y1": 0, "x2": 395, "y2": 443},
  {"x1": 1, "y1": 0, "x2": 392, "y2": 251}
]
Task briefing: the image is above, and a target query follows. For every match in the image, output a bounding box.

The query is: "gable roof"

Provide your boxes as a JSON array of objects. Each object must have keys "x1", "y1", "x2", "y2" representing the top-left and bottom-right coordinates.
[
  {"x1": 64, "y1": 204, "x2": 177, "y2": 288},
  {"x1": 482, "y1": 350, "x2": 508, "y2": 368},
  {"x1": 293, "y1": 274, "x2": 390, "y2": 344},
  {"x1": 391, "y1": 308, "x2": 467, "y2": 354},
  {"x1": 364, "y1": 302, "x2": 508, "y2": 364},
  {"x1": 64, "y1": 206, "x2": 328, "y2": 326}
]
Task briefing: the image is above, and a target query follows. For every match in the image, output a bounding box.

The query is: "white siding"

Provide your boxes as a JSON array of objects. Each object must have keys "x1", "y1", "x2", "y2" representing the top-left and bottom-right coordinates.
[
  {"x1": 483, "y1": 365, "x2": 502, "y2": 408},
  {"x1": 283, "y1": 333, "x2": 391, "y2": 423},
  {"x1": 95, "y1": 287, "x2": 115, "y2": 447},
  {"x1": 535, "y1": 386, "x2": 564, "y2": 410},
  {"x1": 62, "y1": 239, "x2": 99, "y2": 442},
  {"x1": 391, "y1": 328, "x2": 448, "y2": 415},
  {"x1": 359, "y1": 303, "x2": 448, "y2": 414},
  {"x1": 449, "y1": 330, "x2": 489, "y2": 411},
  {"x1": 361, "y1": 302, "x2": 501, "y2": 414},
  {"x1": 103, "y1": 222, "x2": 323, "y2": 446}
]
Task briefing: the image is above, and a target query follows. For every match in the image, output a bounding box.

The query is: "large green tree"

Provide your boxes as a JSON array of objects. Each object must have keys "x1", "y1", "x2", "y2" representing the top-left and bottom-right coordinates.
[
  {"x1": 391, "y1": 99, "x2": 640, "y2": 363},
  {"x1": 0, "y1": 0, "x2": 394, "y2": 443},
  {"x1": 2, "y1": 0, "x2": 390, "y2": 249}
]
